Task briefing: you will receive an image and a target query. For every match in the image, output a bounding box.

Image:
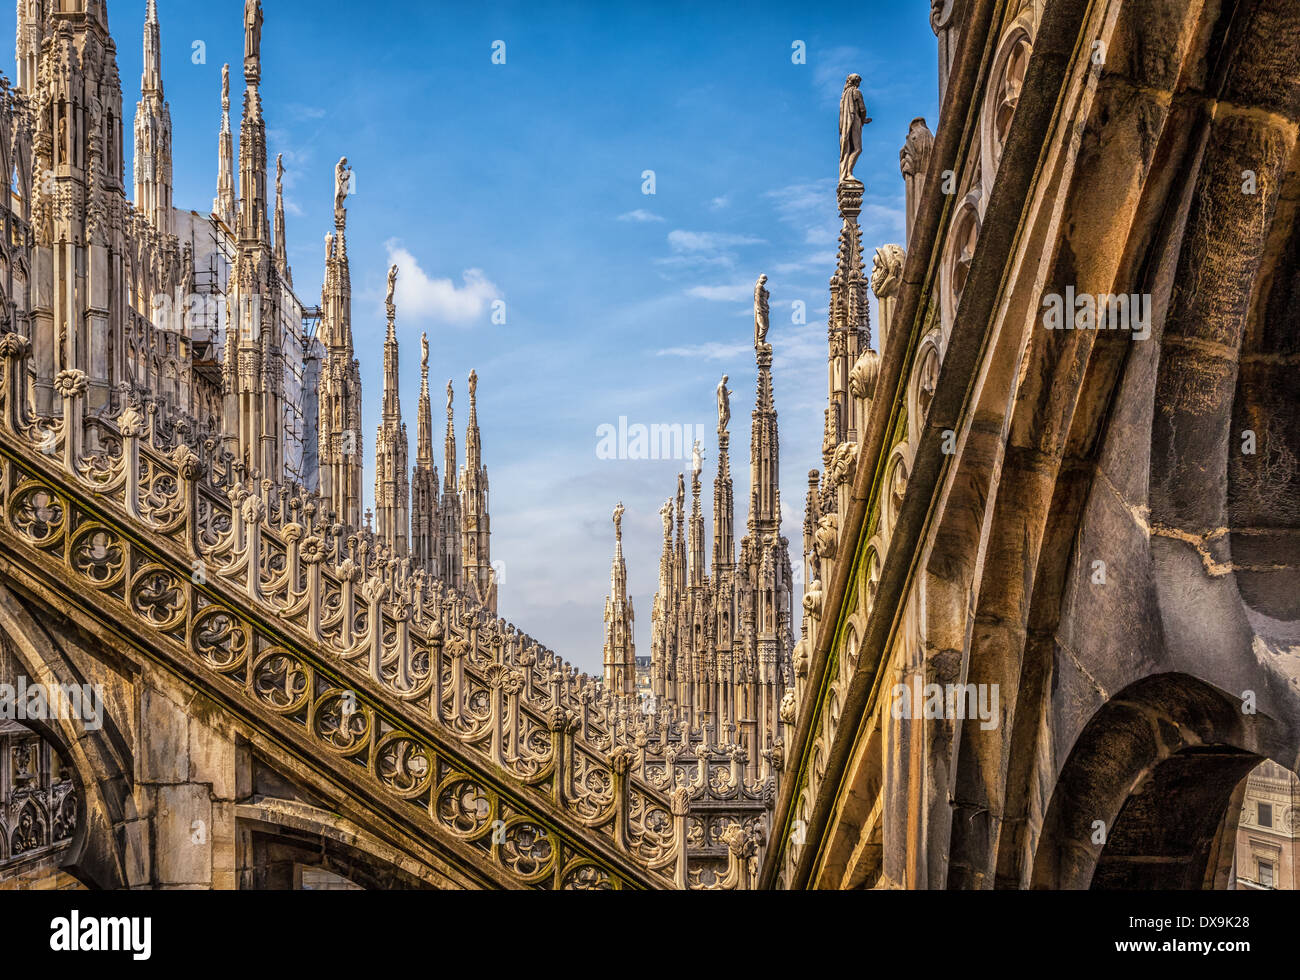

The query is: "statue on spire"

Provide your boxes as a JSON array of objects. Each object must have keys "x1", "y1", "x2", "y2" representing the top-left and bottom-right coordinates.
[
  {"x1": 692, "y1": 440, "x2": 705, "y2": 478},
  {"x1": 717, "y1": 374, "x2": 732, "y2": 434},
  {"x1": 838, "y1": 73, "x2": 871, "y2": 184},
  {"x1": 468, "y1": 370, "x2": 478, "y2": 402},
  {"x1": 334, "y1": 157, "x2": 351, "y2": 217},
  {"x1": 386, "y1": 264, "x2": 398, "y2": 310},
  {"x1": 754, "y1": 274, "x2": 770, "y2": 348},
  {"x1": 446, "y1": 380, "x2": 454, "y2": 418},
  {"x1": 421, "y1": 334, "x2": 429, "y2": 373},
  {"x1": 613, "y1": 502, "x2": 625, "y2": 541},
  {"x1": 244, "y1": 0, "x2": 263, "y2": 65}
]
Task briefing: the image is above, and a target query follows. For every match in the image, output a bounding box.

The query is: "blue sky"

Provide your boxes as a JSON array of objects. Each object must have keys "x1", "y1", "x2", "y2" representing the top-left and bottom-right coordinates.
[{"x1": 1, "y1": 1, "x2": 937, "y2": 672}]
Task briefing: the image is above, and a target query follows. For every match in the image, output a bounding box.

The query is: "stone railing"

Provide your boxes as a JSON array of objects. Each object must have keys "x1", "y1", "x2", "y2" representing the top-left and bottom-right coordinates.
[{"x1": 0, "y1": 334, "x2": 769, "y2": 889}]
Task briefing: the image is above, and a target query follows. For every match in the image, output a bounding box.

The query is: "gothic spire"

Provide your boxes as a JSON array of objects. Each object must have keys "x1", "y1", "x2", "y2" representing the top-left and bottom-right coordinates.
[
  {"x1": 689, "y1": 446, "x2": 706, "y2": 590},
  {"x1": 382, "y1": 265, "x2": 401, "y2": 423},
  {"x1": 749, "y1": 275, "x2": 781, "y2": 535},
  {"x1": 133, "y1": 0, "x2": 172, "y2": 234},
  {"x1": 213, "y1": 64, "x2": 236, "y2": 229},
  {"x1": 317, "y1": 160, "x2": 362, "y2": 531},
  {"x1": 712, "y1": 374, "x2": 735, "y2": 577},
  {"x1": 444, "y1": 380, "x2": 458, "y2": 496},
  {"x1": 602, "y1": 503, "x2": 636, "y2": 697},
  {"x1": 417, "y1": 335, "x2": 434, "y2": 467},
  {"x1": 238, "y1": 0, "x2": 269, "y2": 245},
  {"x1": 411, "y1": 333, "x2": 440, "y2": 576},
  {"x1": 274, "y1": 153, "x2": 291, "y2": 286},
  {"x1": 374, "y1": 264, "x2": 409, "y2": 558},
  {"x1": 461, "y1": 370, "x2": 495, "y2": 613}
]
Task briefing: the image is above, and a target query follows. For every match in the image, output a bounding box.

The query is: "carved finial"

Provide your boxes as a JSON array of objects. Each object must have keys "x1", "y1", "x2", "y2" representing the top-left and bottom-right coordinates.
[{"x1": 838, "y1": 73, "x2": 871, "y2": 184}]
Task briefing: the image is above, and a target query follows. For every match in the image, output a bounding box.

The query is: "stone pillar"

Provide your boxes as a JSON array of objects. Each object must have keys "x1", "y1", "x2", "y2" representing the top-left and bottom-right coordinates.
[{"x1": 135, "y1": 664, "x2": 238, "y2": 889}]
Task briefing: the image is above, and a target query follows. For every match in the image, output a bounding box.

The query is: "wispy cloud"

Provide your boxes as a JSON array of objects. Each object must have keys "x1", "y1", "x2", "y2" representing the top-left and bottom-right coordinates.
[
  {"x1": 618, "y1": 209, "x2": 665, "y2": 223},
  {"x1": 686, "y1": 282, "x2": 755, "y2": 302},
  {"x1": 773, "y1": 251, "x2": 837, "y2": 275},
  {"x1": 668, "y1": 230, "x2": 765, "y2": 253},
  {"x1": 655, "y1": 341, "x2": 750, "y2": 359},
  {"x1": 283, "y1": 103, "x2": 327, "y2": 122},
  {"x1": 765, "y1": 180, "x2": 841, "y2": 247},
  {"x1": 813, "y1": 46, "x2": 867, "y2": 103},
  {"x1": 384, "y1": 241, "x2": 502, "y2": 325}
]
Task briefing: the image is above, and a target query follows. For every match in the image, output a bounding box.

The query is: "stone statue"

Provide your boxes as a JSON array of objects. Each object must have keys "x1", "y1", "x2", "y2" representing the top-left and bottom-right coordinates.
[
  {"x1": 691, "y1": 440, "x2": 704, "y2": 478},
  {"x1": 468, "y1": 369, "x2": 478, "y2": 401},
  {"x1": 244, "y1": 0, "x2": 263, "y2": 62},
  {"x1": 446, "y1": 380, "x2": 454, "y2": 417},
  {"x1": 613, "y1": 502, "x2": 625, "y2": 540},
  {"x1": 334, "y1": 157, "x2": 351, "y2": 214},
  {"x1": 871, "y1": 244, "x2": 905, "y2": 299},
  {"x1": 754, "y1": 275, "x2": 770, "y2": 347},
  {"x1": 660, "y1": 500, "x2": 673, "y2": 537},
  {"x1": 717, "y1": 375, "x2": 732, "y2": 434},
  {"x1": 838, "y1": 74, "x2": 871, "y2": 184},
  {"x1": 421, "y1": 333, "x2": 429, "y2": 373},
  {"x1": 386, "y1": 264, "x2": 398, "y2": 308},
  {"x1": 324, "y1": 231, "x2": 334, "y2": 263},
  {"x1": 276, "y1": 153, "x2": 284, "y2": 195}
]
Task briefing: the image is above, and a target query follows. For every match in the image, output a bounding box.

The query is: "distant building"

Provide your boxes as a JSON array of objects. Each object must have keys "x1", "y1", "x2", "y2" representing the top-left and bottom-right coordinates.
[{"x1": 1234, "y1": 761, "x2": 1300, "y2": 890}]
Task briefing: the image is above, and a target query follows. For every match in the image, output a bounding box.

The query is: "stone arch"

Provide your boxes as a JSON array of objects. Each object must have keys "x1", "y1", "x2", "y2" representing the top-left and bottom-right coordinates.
[
  {"x1": 979, "y1": 14, "x2": 1035, "y2": 202},
  {"x1": 908, "y1": 332, "x2": 943, "y2": 445},
  {"x1": 939, "y1": 194, "x2": 981, "y2": 337},
  {"x1": 0, "y1": 583, "x2": 138, "y2": 889},
  {"x1": 1029, "y1": 673, "x2": 1291, "y2": 889},
  {"x1": 234, "y1": 800, "x2": 448, "y2": 890}
]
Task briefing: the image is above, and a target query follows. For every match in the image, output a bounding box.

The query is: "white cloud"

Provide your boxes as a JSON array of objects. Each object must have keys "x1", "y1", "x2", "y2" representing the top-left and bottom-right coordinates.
[
  {"x1": 668, "y1": 230, "x2": 764, "y2": 253},
  {"x1": 773, "y1": 251, "x2": 837, "y2": 275},
  {"x1": 655, "y1": 341, "x2": 750, "y2": 360},
  {"x1": 384, "y1": 242, "x2": 502, "y2": 325},
  {"x1": 709, "y1": 195, "x2": 730, "y2": 210},
  {"x1": 686, "y1": 282, "x2": 755, "y2": 302},
  {"x1": 618, "y1": 209, "x2": 665, "y2": 223}
]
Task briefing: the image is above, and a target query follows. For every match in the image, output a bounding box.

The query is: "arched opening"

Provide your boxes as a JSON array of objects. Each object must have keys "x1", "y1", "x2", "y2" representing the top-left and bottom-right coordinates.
[
  {"x1": 0, "y1": 719, "x2": 84, "y2": 890},
  {"x1": 1031, "y1": 673, "x2": 1293, "y2": 889}
]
